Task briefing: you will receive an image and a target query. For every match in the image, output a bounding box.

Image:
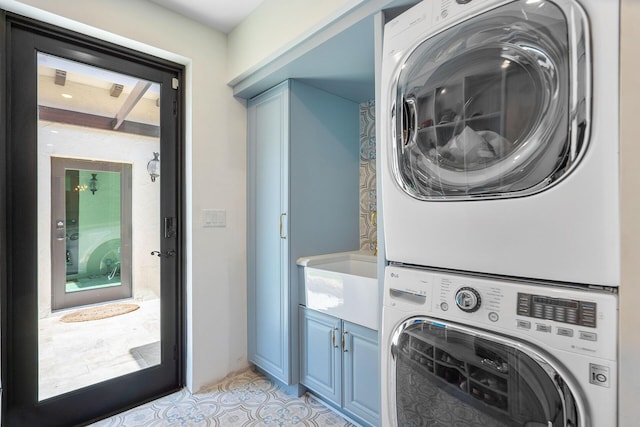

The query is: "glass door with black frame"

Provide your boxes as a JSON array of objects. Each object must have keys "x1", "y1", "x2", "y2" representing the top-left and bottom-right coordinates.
[{"x1": 3, "y1": 16, "x2": 182, "y2": 427}]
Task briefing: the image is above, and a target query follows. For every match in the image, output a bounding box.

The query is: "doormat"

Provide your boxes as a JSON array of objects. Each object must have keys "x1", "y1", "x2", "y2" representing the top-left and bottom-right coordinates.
[
  {"x1": 59, "y1": 303, "x2": 139, "y2": 323},
  {"x1": 130, "y1": 341, "x2": 161, "y2": 368}
]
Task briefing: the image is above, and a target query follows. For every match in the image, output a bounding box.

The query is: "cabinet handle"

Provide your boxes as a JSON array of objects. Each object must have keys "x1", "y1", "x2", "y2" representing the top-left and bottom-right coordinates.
[
  {"x1": 279, "y1": 213, "x2": 287, "y2": 239},
  {"x1": 332, "y1": 327, "x2": 339, "y2": 348},
  {"x1": 342, "y1": 331, "x2": 349, "y2": 352}
]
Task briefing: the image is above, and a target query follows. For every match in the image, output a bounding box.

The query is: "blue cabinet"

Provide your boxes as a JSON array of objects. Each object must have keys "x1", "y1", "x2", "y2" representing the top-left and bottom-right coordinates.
[
  {"x1": 299, "y1": 307, "x2": 341, "y2": 404},
  {"x1": 343, "y1": 321, "x2": 380, "y2": 426},
  {"x1": 247, "y1": 81, "x2": 359, "y2": 386},
  {"x1": 247, "y1": 81, "x2": 290, "y2": 382},
  {"x1": 300, "y1": 306, "x2": 380, "y2": 426}
]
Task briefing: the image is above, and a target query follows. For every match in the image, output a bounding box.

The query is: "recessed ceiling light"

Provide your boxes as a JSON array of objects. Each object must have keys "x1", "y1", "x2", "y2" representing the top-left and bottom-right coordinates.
[{"x1": 62, "y1": 93, "x2": 73, "y2": 99}]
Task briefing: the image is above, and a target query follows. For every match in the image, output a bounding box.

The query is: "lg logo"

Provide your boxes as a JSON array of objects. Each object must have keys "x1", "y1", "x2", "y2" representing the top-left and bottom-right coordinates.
[
  {"x1": 589, "y1": 364, "x2": 610, "y2": 388},
  {"x1": 592, "y1": 372, "x2": 608, "y2": 383}
]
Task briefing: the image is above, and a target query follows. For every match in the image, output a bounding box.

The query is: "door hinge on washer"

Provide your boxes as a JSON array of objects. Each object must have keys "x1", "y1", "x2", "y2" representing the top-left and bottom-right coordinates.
[{"x1": 172, "y1": 77, "x2": 179, "y2": 89}]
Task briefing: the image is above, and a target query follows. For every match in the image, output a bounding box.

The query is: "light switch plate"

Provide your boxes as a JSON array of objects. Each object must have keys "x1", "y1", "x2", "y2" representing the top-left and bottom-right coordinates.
[{"x1": 202, "y1": 209, "x2": 226, "y2": 228}]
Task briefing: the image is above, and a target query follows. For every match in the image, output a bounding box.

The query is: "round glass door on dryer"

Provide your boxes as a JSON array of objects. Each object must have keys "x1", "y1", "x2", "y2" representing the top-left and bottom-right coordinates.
[
  {"x1": 380, "y1": 0, "x2": 620, "y2": 286},
  {"x1": 392, "y1": 1, "x2": 583, "y2": 199}
]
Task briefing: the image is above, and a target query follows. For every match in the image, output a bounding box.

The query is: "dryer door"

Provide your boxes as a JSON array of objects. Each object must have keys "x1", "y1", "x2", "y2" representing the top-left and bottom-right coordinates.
[
  {"x1": 390, "y1": 317, "x2": 583, "y2": 426},
  {"x1": 391, "y1": 0, "x2": 589, "y2": 200}
]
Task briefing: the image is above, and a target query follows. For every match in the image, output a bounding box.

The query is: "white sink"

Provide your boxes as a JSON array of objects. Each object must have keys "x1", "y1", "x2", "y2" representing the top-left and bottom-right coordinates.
[{"x1": 297, "y1": 251, "x2": 378, "y2": 331}]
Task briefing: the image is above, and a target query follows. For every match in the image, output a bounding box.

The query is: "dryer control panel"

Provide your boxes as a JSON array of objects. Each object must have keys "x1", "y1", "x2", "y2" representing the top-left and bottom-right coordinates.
[{"x1": 432, "y1": 0, "x2": 495, "y2": 25}]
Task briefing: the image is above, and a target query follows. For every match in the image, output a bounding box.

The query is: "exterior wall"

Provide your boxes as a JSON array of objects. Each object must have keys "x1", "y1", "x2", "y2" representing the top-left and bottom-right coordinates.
[
  {"x1": 619, "y1": 0, "x2": 640, "y2": 425},
  {"x1": 4, "y1": 0, "x2": 248, "y2": 392},
  {"x1": 37, "y1": 122, "x2": 160, "y2": 317},
  {"x1": 227, "y1": 0, "x2": 363, "y2": 81}
]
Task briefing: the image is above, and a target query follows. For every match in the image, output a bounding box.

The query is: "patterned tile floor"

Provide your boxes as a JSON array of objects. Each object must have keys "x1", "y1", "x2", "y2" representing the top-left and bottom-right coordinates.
[{"x1": 90, "y1": 368, "x2": 357, "y2": 427}]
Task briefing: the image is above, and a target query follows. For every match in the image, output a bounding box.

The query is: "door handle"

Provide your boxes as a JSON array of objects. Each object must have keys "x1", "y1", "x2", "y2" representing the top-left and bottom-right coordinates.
[
  {"x1": 150, "y1": 249, "x2": 175, "y2": 258},
  {"x1": 342, "y1": 331, "x2": 349, "y2": 352},
  {"x1": 279, "y1": 213, "x2": 287, "y2": 239},
  {"x1": 402, "y1": 96, "x2": 417, "y2": 147},
  {"x1": 332, "y1": 327, "x2": 339, "y2": 348}
]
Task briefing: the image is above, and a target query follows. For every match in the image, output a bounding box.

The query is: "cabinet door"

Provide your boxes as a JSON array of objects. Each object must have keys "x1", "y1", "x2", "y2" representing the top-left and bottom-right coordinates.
[
  {"x1": 247, "y1": 82, "x2": 290, "y2": 382},
  {"x1": 343, "y1": 321, "x2": 380, "y2": 426},
  {"x1": 299, "y1": 307, "x2": 341, "y2": 405}
]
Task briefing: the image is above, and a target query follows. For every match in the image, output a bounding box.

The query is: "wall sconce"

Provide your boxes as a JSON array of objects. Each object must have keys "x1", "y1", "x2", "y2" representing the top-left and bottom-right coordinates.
[
  {"x1": 89, "y1": 173, "x2": 98, "y2": 195},
  {"x1": 147, "y1": 152, "x2": 160, "y2": 182}
]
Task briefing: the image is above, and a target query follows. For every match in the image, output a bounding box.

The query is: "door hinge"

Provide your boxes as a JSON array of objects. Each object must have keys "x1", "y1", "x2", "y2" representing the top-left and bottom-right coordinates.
[
  {"x1": 173, "y1": 100, "x2": 177, "y2": 115},
  {"x1": 172, "y1": 77, "x2": 179, "y2": 89}
]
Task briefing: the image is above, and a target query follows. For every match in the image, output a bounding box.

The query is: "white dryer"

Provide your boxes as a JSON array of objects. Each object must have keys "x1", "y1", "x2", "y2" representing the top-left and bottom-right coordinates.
[
  {"x1": 381, "y1": 265, "x2": 617, "y2": 426},
  {"x1": 380, "y1": 0, "x2": 620, "y2": 286}
]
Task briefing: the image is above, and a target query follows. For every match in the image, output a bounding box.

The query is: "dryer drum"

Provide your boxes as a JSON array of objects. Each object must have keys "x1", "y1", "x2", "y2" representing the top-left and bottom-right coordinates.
[{"x1": 391, "y1": 0, "x2": 588, "y2": 200}]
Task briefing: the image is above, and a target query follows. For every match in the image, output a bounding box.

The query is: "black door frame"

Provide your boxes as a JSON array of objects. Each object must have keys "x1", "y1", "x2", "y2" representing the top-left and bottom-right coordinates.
[{"x1": 0, "y1": 11, "x2": 185, "y2": 426}]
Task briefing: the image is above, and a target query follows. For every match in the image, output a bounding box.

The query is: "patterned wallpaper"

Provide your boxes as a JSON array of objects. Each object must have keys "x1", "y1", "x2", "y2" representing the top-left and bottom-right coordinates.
[{"x1": 359, "y1": 100, "x2": 377, "y2": 252}]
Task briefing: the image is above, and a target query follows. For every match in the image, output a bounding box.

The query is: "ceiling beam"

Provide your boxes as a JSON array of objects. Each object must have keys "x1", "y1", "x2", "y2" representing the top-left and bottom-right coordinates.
[
  {"x1": 113, "y1": 80, "x2": 152, "y2": 130},
  {"x1": 39, "y1": 105, "x2": 160, "y2": 138}
]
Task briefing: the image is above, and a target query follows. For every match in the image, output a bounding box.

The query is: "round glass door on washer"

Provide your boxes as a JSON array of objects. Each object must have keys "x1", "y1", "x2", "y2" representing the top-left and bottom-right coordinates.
[
  {"x1": 391, "y1": 318, "x2": 580, "y2": 426},
  {"x1": 392, "y1": 0, "x2": 587, "y2": 199}
]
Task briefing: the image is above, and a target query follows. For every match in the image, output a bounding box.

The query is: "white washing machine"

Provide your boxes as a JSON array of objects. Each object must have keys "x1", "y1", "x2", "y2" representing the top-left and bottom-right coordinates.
[
  {"x1": 381, "y1": 265, "x2": 617, "y2": 426},
  {"x1": 380, "y1": 0, "x2": 620, "y2": 286}
]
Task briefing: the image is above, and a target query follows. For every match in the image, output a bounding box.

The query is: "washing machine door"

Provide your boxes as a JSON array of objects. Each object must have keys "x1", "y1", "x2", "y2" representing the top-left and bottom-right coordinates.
[
  {"x1": 391, "y1": 0, "x2": 589, "y2": 200},
  {"x1": 390, "y1": 317, "x2": 584, "y2": 426}
]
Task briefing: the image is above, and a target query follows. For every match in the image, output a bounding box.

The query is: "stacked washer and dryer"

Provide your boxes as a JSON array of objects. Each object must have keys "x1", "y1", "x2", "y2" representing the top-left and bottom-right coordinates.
[{"x1": 379, "y1": 0, "x2": 619, "y2": 426}]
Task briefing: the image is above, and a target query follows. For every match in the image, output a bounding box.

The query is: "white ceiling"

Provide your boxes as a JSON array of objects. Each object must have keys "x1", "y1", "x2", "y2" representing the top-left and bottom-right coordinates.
[{"x1": 148, "y1": 0, "x2": 264, "y2": 33}]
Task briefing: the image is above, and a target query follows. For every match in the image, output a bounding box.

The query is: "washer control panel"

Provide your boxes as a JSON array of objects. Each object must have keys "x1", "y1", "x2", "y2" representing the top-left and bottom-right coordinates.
[{"x1": 384, "y1": 265, "x2": 617, "y2": 361}]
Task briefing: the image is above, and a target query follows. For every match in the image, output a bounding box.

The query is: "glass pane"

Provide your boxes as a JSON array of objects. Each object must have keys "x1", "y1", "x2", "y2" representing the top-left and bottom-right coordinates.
[
  {"x1": 392, "y1": 320, "x2": 577, "y2": 426},
  {"x1": 65, "y1": 169, "x2": 122, "y2": 293},
  {"x1": 392, "y1": 0, "x2": 578, "y2": 199},
  {"x1": 37, "y1": 53, "x2": 162, "y2": 400}
]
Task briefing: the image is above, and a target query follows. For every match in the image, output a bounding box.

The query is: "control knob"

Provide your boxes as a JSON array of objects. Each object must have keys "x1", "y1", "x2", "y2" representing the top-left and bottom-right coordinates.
[{"x1": 455, "y1": 287, "x2": 481, "y2": 313}]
